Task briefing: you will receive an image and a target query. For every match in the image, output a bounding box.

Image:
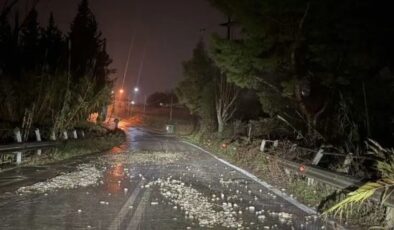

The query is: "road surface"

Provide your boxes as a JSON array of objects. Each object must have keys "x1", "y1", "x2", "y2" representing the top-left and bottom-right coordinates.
[{"x1": 0, "y1": 127, "x2": 332, "y2": 229}]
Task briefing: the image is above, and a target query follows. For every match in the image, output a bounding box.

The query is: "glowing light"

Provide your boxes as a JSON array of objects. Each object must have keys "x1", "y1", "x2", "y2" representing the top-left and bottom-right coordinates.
[
  {"x1": 299, "y1": 165, "x2": 306, "y2": 172},
  {"x1": 131, "y1": 100, "x2": 135, "y2": 105},
  {"x1": 134, "y1": 87, "x2": 139, "y2": 93},
  {"x1": 119, "y1": 89, "x2": 124, "y2": 94}
]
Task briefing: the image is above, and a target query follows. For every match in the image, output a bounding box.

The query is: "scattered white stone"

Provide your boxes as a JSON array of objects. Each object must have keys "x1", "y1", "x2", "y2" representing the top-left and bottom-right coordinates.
[
  {"x1": 17, "y1": 164, "x2": 101, "y2": 194},
  {"x1": 146, "y1": 179, "x2": 243, "y2": 229}
]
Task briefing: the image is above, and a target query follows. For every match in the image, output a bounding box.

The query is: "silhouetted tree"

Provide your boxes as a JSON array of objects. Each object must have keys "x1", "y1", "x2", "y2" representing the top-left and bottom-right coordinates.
[
  {"x1": 147, "y1": 91, "x2": 177, "y2": 107},
  {"x1": 41, "y1": 12, "x2": 65, "y2": 74},
  {"x1": 209, "y1": 0, "x2": 394, "y2": 145},
  {"x1": 69, "y1": 0, "x2": 100, "y2": 81},
  {"x1": 20, "y1": 8, "x2": 41, "y2": 73}
]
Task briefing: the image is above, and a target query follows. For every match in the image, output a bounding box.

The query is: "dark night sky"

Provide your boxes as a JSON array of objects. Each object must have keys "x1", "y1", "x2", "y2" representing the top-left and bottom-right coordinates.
[{"x1": 28, "y1": 0, "x2": 224, "y2": 100}]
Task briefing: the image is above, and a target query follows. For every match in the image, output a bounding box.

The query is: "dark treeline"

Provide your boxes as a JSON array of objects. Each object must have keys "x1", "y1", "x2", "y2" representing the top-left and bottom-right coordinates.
[
  {"x1": 177, "y1": 0, "x2": 394, "y2": 149},
  {"x1": 0, "y1": 0, "x2": 113, "y2": 133}
]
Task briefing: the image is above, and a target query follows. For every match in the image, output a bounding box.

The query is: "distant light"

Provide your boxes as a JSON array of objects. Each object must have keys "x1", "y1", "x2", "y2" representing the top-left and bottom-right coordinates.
[
  {"x1": 119, "y1": 89, "x2": 124, "y2": 94},
  {"x1": 131, "y1": 100, "x2": 135, "y2": 105},
  {"x1": 134, "y1": 87, "x2": 139, "y2": 93},
  {"x1": 111, "y1": 90, "x2": 114, "y2": 94}
]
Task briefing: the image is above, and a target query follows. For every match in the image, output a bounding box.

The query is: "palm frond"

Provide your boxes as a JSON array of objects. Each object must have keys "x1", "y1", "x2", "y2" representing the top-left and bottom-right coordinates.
[
  {"x1": 323, "y1": 180, "x2": 391, "y2": 218},
  {"x1": 323, "y1": 140, "x2": 394, "y2": 223}
]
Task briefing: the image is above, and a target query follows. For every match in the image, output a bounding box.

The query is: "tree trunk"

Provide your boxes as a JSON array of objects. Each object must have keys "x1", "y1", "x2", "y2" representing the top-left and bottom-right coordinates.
[{"x1": 217, "y1": 117, "x2": 224, "y2": 134}]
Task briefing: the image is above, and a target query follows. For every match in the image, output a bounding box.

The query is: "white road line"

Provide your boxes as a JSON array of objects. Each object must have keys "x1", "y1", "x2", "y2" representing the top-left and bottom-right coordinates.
[
  {"x1": 108, "y1": 180, "x2": 145, "y2": 230},
  {"x1": 127, "y1": 189, "x2": 152, "y2": 230},
  {"x1": 182, "y1": 140, "x2": 317, "y2": 215}
]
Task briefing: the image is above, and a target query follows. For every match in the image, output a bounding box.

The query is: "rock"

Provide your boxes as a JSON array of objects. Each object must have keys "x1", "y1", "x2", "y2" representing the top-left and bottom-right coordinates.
[
  {"x1": 17, "y1": 164, "x2": 102, "y2": 194},
  {"x1": 146, "y1": 179, "x2": 243, "y2": 229}
]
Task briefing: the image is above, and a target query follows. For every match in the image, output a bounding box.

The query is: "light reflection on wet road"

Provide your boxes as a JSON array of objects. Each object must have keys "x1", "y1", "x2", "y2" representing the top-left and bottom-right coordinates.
[{"x1": 0, "y1": 128, "x2": 333, "y2": 230}]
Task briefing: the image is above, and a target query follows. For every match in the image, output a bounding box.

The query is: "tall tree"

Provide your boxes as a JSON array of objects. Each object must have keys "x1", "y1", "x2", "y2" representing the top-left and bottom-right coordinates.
[
  {"x1": 19, "y1": 8, "x2": 41, "y2": 73},
  {"x1": 209, "y1": 0, "x2": 394, "y2": 144},
  {"x1": 176, "y1": 40, "x2": 217, "y2": 132},
  {"x1": 177, "y1": 40, "x2": 238, "y2": 134},
  {"x1": 69, "y1": 0, "x2": 100, "y2": 80},
  {"x1": 41, "y1": 12, "x2": 65, "y2": 74},
  {"x1": 93, "y1": 38, "x2": 113, "y2": 91},
  {"x1": 0, "y1": 14, "x2": 12, "y2": 75}
]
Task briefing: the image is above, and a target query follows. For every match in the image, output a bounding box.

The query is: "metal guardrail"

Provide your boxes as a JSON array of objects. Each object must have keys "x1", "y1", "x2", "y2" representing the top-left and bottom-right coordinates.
[
  {"x1": 0, "y1": 141, "x2": 60, "y2": 153},
  {"x1": 0, "y1": 127, "x2": 87, "y2": 166},
  {"x1": 265, "y1": 153, "x2": 394, "y2": 207}
]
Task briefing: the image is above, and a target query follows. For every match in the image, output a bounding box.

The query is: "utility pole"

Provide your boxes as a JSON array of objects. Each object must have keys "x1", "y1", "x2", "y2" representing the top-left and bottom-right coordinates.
[{"x1": 220, "y1": 16, "x2": 236, "y2": 40}]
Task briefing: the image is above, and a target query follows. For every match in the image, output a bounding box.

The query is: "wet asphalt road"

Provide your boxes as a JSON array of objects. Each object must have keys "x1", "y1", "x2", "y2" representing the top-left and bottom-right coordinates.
[{"x1": 0, "y1": 128, "x2": 331, "y2": 230}]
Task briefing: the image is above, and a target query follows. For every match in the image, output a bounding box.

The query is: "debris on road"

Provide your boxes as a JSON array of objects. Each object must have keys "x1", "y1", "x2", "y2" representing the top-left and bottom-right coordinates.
[
  {"x1": 101, "y1": 151, "x2": 185, "y2": 165},
  {"x1": 147, "y1": 178, "x2": 244, "y2": 229},
  {"x1": 17, "y1": 164, "x2": 101, "y2": 194}
]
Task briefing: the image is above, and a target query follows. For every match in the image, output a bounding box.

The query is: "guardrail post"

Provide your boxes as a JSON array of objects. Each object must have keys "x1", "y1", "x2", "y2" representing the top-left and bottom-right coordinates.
[
  {"x1": 16, "y1": 152, "x2": 22, "y2": 165},
  {"x1": 50, "y1": 131, "x2": 56, "y2": 141},
  {"x1": 260, "y1": 140, "x2": 279, "y2": 152},
  {"x1": 308, "y1": 149, "x2": 325, "y2": 185},
  {"x1": 14, "y1": 128, "x2": 22, "y2": 143},
  {"x1": 273, "y1": 140, "x2": 279, "y2": 148},
  {"x1": 13, "y1": 128, "x2": 23, "y2": 165},
  {"x1": 312, "y1": 149, "x2": 324, "y2": 165},
  {"x1": 260, "y1": 140, "x2": 266, "y2": 152},
  {"x1": 81, "y1": 131, "x2": 85, "y2": 138},
  {"x1": 35, "y1": 128, "x2": 41, "y2": 142},
  {"x1": 63, "y1": 131, "x2": 68, "y2": 140},
  {"x1": 36, "y1": 149, "x2": 42, "y2": 156},
  {"x1": 340, "y1": 153, "x2": 353, "y2": 173},
  {"x1": 72, "y1": 130, "x2": 78, "y2": 139},
  {"x1": 247, "y1": 123, "x2": 253, "y2": 142}
]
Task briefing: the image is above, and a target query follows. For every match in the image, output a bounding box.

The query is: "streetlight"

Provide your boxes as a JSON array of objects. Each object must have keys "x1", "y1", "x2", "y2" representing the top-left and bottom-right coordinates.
[
  {"x1": 131, "y1": 100, "x2": 135, "y2": 105},
  {"x1": 119, "y1": 88, "x2": 124, "y2": 94},
  {"x1": 134, "y1": 87, "x2": 139, "y2": 93}
]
